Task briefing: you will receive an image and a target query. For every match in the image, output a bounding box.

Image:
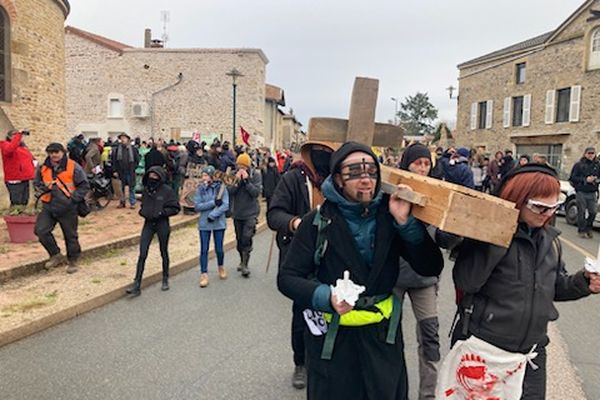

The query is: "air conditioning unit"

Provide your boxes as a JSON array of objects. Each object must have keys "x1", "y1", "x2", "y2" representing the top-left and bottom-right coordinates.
[{"x1": 132, "y1": 102, "x2": 149, "y2": 118}]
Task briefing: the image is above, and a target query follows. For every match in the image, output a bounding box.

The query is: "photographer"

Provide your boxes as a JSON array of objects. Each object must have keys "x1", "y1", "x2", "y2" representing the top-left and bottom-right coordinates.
[
  {"x1": 34, "y1": 143, "x2": 89, "y2": 274},
  {"x1": 0, "y1": 129, "x2": 35, "y2": 208}
]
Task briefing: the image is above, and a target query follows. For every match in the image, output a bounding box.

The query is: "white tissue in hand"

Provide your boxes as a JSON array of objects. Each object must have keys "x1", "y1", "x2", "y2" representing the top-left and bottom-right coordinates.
[
  {"x1": 584, "y1": 257, "x2": 600, "y2": 274},
  {"x1": 330, "y1": 270, "x2": 365, "y2": 307}
]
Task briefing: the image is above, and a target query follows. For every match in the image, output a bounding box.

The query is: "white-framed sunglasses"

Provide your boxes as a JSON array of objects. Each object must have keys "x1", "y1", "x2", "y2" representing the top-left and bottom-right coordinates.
[{"x1": 526, "y1": 199, "x2": 563, "y2": 215}]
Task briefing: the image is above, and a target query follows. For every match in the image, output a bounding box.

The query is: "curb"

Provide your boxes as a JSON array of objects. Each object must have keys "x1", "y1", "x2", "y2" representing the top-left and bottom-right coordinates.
[
  {"x1": 0, "y1": 216, "x2": 197, "y2": 284},
  {"x1": 0, "y1": 222, "x2": 269, "y2": 348}
]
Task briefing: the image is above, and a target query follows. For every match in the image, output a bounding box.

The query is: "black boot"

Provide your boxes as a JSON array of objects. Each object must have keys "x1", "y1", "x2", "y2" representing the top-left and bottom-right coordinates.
[
  {"x1": 161, "y1": 276, "x2": 169, "y2": 291},
  {"x1": 237, "y1": 250, "x2": 243, "y2": 271},
  {"x1": 240, "y1": 252, "x2": 251, "y2": 278},
  {"x1": 126, "y1": 280, "x2": 141, "y2": 297}
]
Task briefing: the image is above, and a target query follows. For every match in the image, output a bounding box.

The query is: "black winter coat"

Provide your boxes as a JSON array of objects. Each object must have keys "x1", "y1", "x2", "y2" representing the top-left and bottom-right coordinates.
[
  {"x1": 139, "y1": 167, "x2": 181, "y2": 221},
  {"x1": 262, "y1": 166, "x2": 281, "y2": 199},
  {"x1": 453, "y1": 224, "x2": 592, "y2": 353},
  {"x1": 569, "y1": 158, "x2": 600, "y2": 193},
  {"x1": 267, "y1": 168, "x2": 311, "y2": 264},
  {"x1": 277, "y1": 197, "x2": 444, "y2": 310}
]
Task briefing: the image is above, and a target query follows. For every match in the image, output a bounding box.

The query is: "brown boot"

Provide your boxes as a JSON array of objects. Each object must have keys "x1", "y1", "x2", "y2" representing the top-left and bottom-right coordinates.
[
  {"x1": 44, "y1": 254, "x2": 65, "y2": 270},
  {"x1": 66, "y1": 260, "x2": 79, "y2": 274},
  {"x1": 218, "y1": 266, "x2": 227, "y2": 280},
  {"x1": 199, "y1": 273, "x2": 209, "y2": 288}
]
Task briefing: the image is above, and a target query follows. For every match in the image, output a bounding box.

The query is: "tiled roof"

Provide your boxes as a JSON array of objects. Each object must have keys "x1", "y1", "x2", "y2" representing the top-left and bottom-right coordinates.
[
  {"x1": 265, "y1": 84, "x2": 285, "y2": 106},
  {"x1": 65, "y1": 26, "x2": 133, "y2": 54},
  {"x1": 459, "y1": 31, "x2": 553, "y2": 68}
]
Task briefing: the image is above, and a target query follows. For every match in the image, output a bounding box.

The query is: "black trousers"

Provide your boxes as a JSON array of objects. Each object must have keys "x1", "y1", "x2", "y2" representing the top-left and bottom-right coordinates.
[
  {"x1": 6, "y1": 181, "x2": 30, "y2": 206},
  {"x1": 234, "y1": 218, "x2": 257, "y2": 255},
  {"x1": 305, "y1": 320, "x2": 408, "y2": 400},
  {"x1": 521, "y1": 346, "x2": 547, "y2": 400},
  {"x1": 34, "y1": 207, "x2": 81, "y2": 261},
  {"x1": 135, "y1": 218, "x2": 171, "y2": 281},
  {"x1": 292, "y1": 303, "x2": 306, "y2": 366}
]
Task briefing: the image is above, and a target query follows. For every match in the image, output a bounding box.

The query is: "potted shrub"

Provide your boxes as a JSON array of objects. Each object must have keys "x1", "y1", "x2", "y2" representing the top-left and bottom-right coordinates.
[{"x1": 3, "y1": 205, "x2": 38, "y2": 244}]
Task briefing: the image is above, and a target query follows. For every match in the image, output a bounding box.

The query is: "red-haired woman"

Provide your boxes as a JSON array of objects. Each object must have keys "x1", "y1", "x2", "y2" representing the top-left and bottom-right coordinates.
[{"x1": 452, "y1": 163, "x2": 600, "y2": 399}]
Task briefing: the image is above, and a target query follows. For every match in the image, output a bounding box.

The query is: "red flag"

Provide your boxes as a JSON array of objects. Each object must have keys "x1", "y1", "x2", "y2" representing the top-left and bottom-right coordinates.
[{"x1": 240, "y1": 126, "x2": 250, "y2": 146}]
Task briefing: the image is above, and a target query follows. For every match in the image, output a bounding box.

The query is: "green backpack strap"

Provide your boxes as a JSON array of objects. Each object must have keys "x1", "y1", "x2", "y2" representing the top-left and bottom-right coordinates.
[{"x1": 312, "y1": 205, "x2": 331, "y2": 266}]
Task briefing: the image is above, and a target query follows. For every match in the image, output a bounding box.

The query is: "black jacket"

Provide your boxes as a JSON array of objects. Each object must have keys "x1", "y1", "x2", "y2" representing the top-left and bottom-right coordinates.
[
  {"x1": 228, "y1": 168, "x2": 262, "y2": 220},
  {"x1": 267, "y1": 168, "x2": 311, "y2": 264},
  {"x1": 111, "y1": 144, "x2": 140, "y2": 178},
  {"x1": 262, "y1": 166, "x2": 281, "y2": 199},
  {"x1": 277, "y1": 196, "x2": 444, "y2": 310},
  {"x1": 569, "y1": 158, "x2": 600, "y2": 193},
  {"x1": 139, "y1": 166, "x2": 181, "y2": 221},
  {"x1": 453, "y1": 224, "x2": 592, "y2": 352}
]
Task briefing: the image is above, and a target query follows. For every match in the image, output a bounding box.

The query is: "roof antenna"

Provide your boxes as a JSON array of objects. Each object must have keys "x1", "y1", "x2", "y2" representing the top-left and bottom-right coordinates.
[{"x1": 161, "y1": 10, "x2": 170, "y2": 48}]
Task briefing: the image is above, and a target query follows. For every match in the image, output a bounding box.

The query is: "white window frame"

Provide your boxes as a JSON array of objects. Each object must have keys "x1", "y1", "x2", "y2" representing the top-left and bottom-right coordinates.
[
  {"x1": 589, "y1": 28, "x2": 600, "y2": 70},
  {"x1": 107, "y1": 94, "x2": 125, "y2": 119},
  {"x1": 485, "y1": 100, "x2": 493, "y2": 129},
  {"x1": 569, "y1": 85, "x2": 581, "y2": 123},
  {"x1": 470, "y1": 103, "x2": 477, "y2": 130},
  {"x1": 545, "y1": 90, "x2": 555, "y2": 125},
  {"x1": 503, "y1": 97, "x2": 511, "y2": 128},
  {"x1": 522, "y1": 94, "x2": 531, "y2": 127}
]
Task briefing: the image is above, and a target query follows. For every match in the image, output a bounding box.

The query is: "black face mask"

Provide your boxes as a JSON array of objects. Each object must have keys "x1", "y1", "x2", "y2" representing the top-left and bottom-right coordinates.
[
  {"x1": 147, "y1": 178, "x2": 161, "y2": 191},
  {"x1": 311, "y1": 149, "x2": 331, "y2": 178}
]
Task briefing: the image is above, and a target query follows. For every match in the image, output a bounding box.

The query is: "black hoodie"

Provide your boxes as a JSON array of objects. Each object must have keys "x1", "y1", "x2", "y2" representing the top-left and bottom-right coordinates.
[{"x1": 139, "y1": 166, "x2": 181, "y2": 221}]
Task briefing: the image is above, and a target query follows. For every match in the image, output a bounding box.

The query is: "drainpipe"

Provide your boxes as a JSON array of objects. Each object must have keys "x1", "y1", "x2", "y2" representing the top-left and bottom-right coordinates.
[{"x1": 150, "y1": 72, "x2": 183, "y2": 137}]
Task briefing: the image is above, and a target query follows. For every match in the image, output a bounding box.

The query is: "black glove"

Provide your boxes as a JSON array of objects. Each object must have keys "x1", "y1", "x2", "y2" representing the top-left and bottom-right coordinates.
[
  {"x1": 207, "y1": 216, "x2": 215, "y2": 223},
  {"x1": 215, "y1": 198, "x2": 223, "y2": 207}
]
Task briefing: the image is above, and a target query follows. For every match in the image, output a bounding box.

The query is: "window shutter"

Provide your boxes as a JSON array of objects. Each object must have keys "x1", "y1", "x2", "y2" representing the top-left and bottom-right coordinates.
[
  {"x1": 470, "y1": 103, "x2": 477, "y2": 130},
  {"x1": 503, "y1": 97, "x2": 511, "y2": 128},
  {"x1": 545, "y1": 90, "x2": 555, "y2": 124},
  {"x1": 485, "y1": 100, "x2": 493, "y2": 129},
  {"x1": 522, "y1": 94, "x2": 531, "y2": 127},
  {"x1": 570, "y1": 85, "x2": 581, "y2": 122}
]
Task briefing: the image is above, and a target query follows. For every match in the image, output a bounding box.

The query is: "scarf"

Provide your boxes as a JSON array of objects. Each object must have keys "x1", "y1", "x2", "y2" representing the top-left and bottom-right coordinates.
[{"x1": 291, "y1": 160, "x2": 324, "y2": 189}]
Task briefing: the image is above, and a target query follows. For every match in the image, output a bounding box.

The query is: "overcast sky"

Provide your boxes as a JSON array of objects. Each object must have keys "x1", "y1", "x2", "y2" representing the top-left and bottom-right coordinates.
[{"x1": 68, "y1": 0, "x2": 585, "y2": 129}]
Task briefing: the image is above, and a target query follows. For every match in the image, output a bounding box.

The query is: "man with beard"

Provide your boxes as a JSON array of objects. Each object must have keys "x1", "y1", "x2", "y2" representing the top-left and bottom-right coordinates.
[{"x1": 267, "y1": 140, "x2": 336, "y2": 389}]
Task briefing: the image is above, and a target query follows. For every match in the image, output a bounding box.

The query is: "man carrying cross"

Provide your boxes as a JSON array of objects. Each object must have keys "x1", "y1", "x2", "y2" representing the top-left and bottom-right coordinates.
[{"x1": 277, "y1": 141, "x2": 443, "y2": 399}]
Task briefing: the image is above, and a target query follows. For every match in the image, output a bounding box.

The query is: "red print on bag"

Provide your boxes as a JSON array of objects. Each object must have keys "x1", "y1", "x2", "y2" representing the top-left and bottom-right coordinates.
[{"x1": 444, "y1": 354, "x2": 501, "y2": 400}]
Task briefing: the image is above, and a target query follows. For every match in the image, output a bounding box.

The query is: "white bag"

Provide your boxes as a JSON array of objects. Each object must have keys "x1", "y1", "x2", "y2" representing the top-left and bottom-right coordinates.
[{"x1": 437, "y1": 336, "x2": 538, "y2": 400}]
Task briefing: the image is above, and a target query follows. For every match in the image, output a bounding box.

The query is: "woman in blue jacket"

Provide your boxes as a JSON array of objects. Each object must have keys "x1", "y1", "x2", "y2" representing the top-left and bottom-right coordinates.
[{"x1": 195, "y1": 165, "x2": 229, "y2": 288}]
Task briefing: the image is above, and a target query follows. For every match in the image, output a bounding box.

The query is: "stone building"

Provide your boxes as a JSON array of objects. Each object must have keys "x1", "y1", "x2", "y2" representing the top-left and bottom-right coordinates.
[
  {"x1": 0, "y1": 0, "x2": 70, "y2": 206},
  {"x1": 456, "y1": 0, "x2": 600, "y2": 176},
  {"x1": 65, "y1": 27, "x2": 268, "y2": 146},
  {"x1": 264, "y1": 83, "x2": 285, "y2": 149}
]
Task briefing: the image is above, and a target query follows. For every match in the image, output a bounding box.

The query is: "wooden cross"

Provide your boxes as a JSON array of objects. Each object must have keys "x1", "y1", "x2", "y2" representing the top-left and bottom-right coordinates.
[{"x1": 308, "y1": 77, "x2": 519, "y2": 248}]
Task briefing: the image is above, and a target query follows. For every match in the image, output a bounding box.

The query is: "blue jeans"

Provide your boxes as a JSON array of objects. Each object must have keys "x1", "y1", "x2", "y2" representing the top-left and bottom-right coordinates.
[
  {"x1": 199, "y1": 229, "x2": 225, "y2": 273},
  {"x1": 120, "y1": 173, "x2": 136, "y2": 206}
]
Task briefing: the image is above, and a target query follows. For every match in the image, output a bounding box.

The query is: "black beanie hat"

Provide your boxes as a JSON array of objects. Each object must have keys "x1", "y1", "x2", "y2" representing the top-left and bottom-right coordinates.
[
  {"x1": 45, "y1": 142, "x2": 66, "y2": 153},
  {"x1": 329, "y1": 141, "x2": 381, "y2": 194},
  {"x1": 399, "y1": 143, "x2": 431, "y2": 171},
  {"x1": 494, "y1": 163, "x2": 558, "y2": 196}
]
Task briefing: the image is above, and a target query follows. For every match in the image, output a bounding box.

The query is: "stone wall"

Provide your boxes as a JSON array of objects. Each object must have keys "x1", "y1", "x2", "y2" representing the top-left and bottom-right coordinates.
[
  {"x1": 0, "y1": 0, "x2": 68, "y2": 208},
  {"x1": 65, "y1": 31, "x2": 268, "y2": 146},
  {"x1": 456, "y1": 0, "x2": 600, "y2": 176}
]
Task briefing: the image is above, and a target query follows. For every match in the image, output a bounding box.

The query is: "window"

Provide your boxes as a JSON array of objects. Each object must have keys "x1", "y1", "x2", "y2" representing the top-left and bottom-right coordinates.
[
  {"x1": 590, "y1": 28, "x2": 600, "y2": 69},
  {"x1": 478, "y1": 101, "x2": 487, "y2": 129},
  {"x1": 516, "y1": 144, "x2": 563, "y2": 172},
  {"x1": 108, "y1": 98, "x2": 123, "y2": 118},
  {"x1": 0, "y1": 7, "x2": 11, "y2": 102},
  {"x1": 512, "y1": 96, "x2": 524, "y2": 126},
  {"x1": 515, "y1": 63, "x2": 526, "y2": 84},
  {"x1": 556, "y1": 88, "x2": 571, "y2": 122}
]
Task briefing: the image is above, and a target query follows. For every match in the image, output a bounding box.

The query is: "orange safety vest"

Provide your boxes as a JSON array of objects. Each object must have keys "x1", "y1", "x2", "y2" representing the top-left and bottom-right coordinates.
[{"x1": 40, "y1": 159, "x2": 76, "y2": 203}]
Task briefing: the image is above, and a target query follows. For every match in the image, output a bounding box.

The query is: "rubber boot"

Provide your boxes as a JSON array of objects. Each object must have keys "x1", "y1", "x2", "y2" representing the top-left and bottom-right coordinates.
[{"x1": 240, "y1": 252, "x2": 251, "y2": 278}]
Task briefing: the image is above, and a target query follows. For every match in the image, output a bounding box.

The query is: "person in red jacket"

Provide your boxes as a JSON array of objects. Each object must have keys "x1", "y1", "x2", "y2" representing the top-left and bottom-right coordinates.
[{"x1": 0, "y1": 130, "x2": 35, "y2": 207}]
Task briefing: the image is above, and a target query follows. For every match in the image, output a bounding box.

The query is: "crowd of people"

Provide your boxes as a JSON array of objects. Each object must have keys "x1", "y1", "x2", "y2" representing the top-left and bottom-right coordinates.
[{"x1": 2, "y1": 129, "x2": 600, "y2": 399}]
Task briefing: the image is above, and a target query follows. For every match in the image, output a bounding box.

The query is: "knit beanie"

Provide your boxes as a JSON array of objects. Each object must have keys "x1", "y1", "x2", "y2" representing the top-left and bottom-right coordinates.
[
  {"x1": 399, "y1": 143, "x2": 431, "y2": 171},
  {"x1": 456, "y1": 147, "x2": 470, "y2": 158},
  {"x1": 236, "y1": 153, "x2": 252, "y2": 168},
  {"x1": 494, "y1": 163, "x2": 558, "y2": 196},
  {"x1": 329, "y1": 141, "x2": 381, "y2": 194},
  {"x1": 202, "y1": 165, "x2": 216, "y2": 177}
]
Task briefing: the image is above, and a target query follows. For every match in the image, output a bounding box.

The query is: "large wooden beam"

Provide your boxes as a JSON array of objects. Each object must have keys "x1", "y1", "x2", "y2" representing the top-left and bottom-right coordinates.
[
  {"x1": 308, "y1": 118, "x2": 404, "y2": 148},
  {"x1": 381, "y1": 166, "x2": 519, "y2": 248},
  {"x1": 347, "y1": 77, "x2": 379, "y2": 145}
]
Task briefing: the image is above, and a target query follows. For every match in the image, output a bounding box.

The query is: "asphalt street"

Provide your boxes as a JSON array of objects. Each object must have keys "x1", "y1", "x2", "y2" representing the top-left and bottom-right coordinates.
[{"x1": 0, "y1": 218, "x2": 599, "y2": 399}]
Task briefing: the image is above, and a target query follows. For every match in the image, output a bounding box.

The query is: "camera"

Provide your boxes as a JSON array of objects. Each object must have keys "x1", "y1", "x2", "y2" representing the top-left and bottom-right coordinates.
[{"x1": 21, "y1": 129, "x2": 30, "y2": 136}]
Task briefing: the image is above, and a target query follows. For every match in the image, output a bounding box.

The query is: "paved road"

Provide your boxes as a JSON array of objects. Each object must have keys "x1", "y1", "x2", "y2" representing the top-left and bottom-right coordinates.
[{"x1": 1, "y1": 220, "x2": 599, "y2": 399}]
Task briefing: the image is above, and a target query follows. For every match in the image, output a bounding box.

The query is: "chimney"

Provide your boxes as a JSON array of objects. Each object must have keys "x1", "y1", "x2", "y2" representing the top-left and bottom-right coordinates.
[{"x1": 144, "y1": 28, "x2": 152, "y2": 48}]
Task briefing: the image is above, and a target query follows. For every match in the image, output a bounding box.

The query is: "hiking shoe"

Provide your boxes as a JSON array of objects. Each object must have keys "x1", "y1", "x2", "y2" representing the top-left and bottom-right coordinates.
[
  {"x1": 126, "y1": 282, "x2": 141, "y2": 297},
  {"x1": 241, "y1": 265, "x2": 250, "y2": 278},
  {"x1": 218, "y1": 267, "x2": 227, "y2": 280},
  {"x1": 161, "y1": 279, "x2": 169, "y2": 291},
  {"x1": 129, "y1": 204, "x2": 136, "y2": 209},
  {"x1": 292, "y1": 366, "x2": 307, "y2": 389},
  {"x1": 44, "y1": 254, "x2": 65, "y2": 270},
  {"x1": 587, "y1": 231, "x2": 594, "y2": 239},
  {"x1": 199, "y1": 273, "x2": 209, "y2": 288},
  {"x1": 66, "y1": 260, "x2": 79, "y2": 274},
  {"x1": 579, "y1": 232, "x2": 588, "y2": 239}
]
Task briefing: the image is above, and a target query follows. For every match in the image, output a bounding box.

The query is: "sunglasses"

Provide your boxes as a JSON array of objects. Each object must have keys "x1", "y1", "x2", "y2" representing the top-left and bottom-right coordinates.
[
  {"x1": 526, "y1": 199, "x2": 563, "y2": 215},
  {"x1": 340, "y1": 161, "x2": 378, "y2": 181}
]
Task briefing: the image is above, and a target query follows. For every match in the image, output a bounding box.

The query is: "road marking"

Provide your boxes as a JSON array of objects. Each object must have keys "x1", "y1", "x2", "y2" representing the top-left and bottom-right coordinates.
[{"x1": 560, "y1": 236, "x2": 594, "y2": 259}]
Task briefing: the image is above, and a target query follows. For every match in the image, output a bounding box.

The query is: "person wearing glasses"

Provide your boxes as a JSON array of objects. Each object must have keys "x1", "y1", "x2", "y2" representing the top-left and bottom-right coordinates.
[
  {"x1": 451, "y1": 163, "x2": 600, "y2": 399},
  {"x1": 569, "y1": 147, "x2": 600, "y2": 239}
]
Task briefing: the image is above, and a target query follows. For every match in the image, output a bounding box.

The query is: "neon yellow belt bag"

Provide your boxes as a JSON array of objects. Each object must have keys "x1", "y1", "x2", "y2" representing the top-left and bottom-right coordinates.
[{"x1": 323, "y1": 295, "x2": 394, "y2": 326}]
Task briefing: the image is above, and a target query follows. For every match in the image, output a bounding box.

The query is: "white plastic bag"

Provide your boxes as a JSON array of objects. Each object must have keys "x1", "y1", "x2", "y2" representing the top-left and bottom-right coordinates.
[{"x1": 437, "y1": 336, "x2": 538, "y2": 400}]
